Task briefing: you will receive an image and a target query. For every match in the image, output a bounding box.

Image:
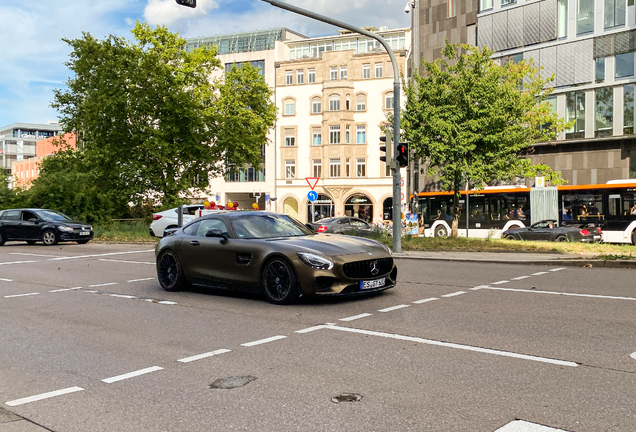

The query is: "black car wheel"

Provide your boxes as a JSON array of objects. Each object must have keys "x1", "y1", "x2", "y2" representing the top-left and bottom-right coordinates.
[
  {"x1": 76, "y1": 240, "x2": 90, "y2": 244},
  {"x1": 157, "y1": 250, "x2": 186, "y2": 292},
  {"x1": 434, "y1": 225, "x2": 449, "y2": 237},
  {"x1": 555, "y1": 235, "x2": 568, "y2": 242},
  {"x1": 42, "y1": 230, "x2": 58, "y2": 246},
  {"x1": 26, "y1": 240, "x2": 36, "y2": 245},
  {"x1": 262, "y1": 258, "x2": 299, "y2": 305},
  {"x1": 505, "y1": 234, "x2": 516, "y2": 240}
]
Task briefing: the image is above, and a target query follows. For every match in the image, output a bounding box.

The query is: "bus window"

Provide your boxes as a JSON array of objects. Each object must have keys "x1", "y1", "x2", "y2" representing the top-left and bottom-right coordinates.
[
  {"x1": 431, "y1": 199, "x2": 454, "y2": 222},
  {"x1": 622, "y1": 193, "x2": 636, "y2": 218},
  {"x1": 608, "y1": 194, "x2": 620, "y2": 217},
  {"x1": 509, "y1": 196, "x2": 529, "y2": 220},
  {"x1": 469, "y1": 196, "x2": 487, "y2": 220}
]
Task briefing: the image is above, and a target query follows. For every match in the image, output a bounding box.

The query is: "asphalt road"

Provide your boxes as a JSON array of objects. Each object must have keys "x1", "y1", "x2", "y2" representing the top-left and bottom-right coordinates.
[{"x1": 1, "y1": 242, "x2": 635, "y2": 432}]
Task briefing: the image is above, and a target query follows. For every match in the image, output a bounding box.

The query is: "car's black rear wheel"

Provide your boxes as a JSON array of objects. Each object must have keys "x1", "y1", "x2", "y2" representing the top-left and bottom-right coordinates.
[
  {"x1": 555, "y1": 235, "x2": 568, "y2": 242},
  {"x1": 505, "y1": 234, "x2": 516, "y2": 240},
  {"x1": 157, "y1": 250, "x2": 186, "y2": 292},
  {"x1": 262, "y1": 258, "x2": 299, "y2": 305},
  {"x1": 42, "y1": 230, "x2": 58, "y2": 246}
]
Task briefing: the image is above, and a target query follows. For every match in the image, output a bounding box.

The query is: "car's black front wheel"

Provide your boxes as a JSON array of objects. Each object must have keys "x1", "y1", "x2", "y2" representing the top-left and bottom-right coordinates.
[
  {"x1": 42, "y1": 230, "x2": 58, "y2": 246},
  {"x1": 157, "y1": 250, "x2": 186, "y2": 292},
  {"x1": 262, "y1": 257, "x2": 299, "y2": 305},
  {"x1": 555, "y1": 235, "x2": 568, "y2": 242}
]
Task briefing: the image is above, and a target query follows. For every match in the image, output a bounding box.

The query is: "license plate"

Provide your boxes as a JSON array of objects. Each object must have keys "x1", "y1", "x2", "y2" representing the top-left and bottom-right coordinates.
[
  {"x1": 593, "y1": 235, "x2": 600, "y2": 240},
  {"x1": 360, "y1": 278, "x2": 386, "y2": 290},
  {"x1": 79, "y1": 231, "x2": 91, "y2": 236}
]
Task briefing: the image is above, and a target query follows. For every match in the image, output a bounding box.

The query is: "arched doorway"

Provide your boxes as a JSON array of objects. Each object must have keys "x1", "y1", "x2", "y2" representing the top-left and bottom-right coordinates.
[
  {"x1": 307, "y1": 194, "x2": 334, "y2": 223},
  {"x1": 383, "y1": 197, "x2": 393, "y2": 221},
  {"x1": 345, "y1": 193, "x2": 373, "y2": 223},
  {"x1": 283, "y1": 197, "x2": 299, "y2": 219}
]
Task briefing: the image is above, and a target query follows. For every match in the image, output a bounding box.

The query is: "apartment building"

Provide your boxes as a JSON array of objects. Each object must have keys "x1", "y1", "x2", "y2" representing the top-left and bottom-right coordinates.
[
  {"x1": 11, "y1": 132, "x2": 76, "y2": 188},
  {"x1": 0, "y1": 122, "x2": 61, "y2": 173}
]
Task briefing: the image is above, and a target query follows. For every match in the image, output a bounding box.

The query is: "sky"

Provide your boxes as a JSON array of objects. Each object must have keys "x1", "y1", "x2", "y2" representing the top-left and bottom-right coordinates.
[{"x1": 0, "y1": 0, "x2": 411, "y2": 128}]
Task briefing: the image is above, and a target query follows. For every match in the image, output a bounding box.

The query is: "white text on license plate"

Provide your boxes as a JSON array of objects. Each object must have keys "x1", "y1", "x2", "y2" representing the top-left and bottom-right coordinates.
[
  {"x1": 79, "y1": 231, "x2": 90, "y2": 236},
  {"x1": 360, "y1": 278, "x2": 385, "y2": 290}
]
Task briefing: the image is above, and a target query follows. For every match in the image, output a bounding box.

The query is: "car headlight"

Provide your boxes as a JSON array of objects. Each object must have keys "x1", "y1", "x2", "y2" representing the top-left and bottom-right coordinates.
[
  {"x1": 297, "y1": 252, "x2": 334, "y2": 270},
  {"x1": 58, "y1": 226, "x2": 74, "y2": 232}
]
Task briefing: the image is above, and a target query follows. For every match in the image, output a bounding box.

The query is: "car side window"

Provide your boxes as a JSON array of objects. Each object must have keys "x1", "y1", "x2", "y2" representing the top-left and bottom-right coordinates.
[
  {"x1": 2, "y1": 210, "x2": 20, "y2": 220},
  {"x1": 350, "y1": 219, "x2": 367, "y2": 227},
  {"x1": 338, "y1": 219, "x2": 349, "y2": 224},
  {"x1": 196, "y1": 219, "x2": 229, "y2": 237},
  {"x1": 182, "y1": 221, "x2": 201, "y2": 236},
  {"x1": 22, "y1": 211, "x2": 38, "y2": 221}
]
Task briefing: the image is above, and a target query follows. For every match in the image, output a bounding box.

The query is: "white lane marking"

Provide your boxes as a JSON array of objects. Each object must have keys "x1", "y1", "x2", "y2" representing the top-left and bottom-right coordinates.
[
  {"x1": 491, "y1": 280, "x2": 510, "y2": 285},
  {"x1": 549, "y1": 268, "x2": 566, "y2": 272},
  {"x1": 6, "y1": 386, "x2": 84, "y2": 407},
  {"x1": 178, "y1": 349, "x2": 232, "y2": 363},
  {"x1": 470, "y1": 285, "x2": 491, "y2": 291},
  {"x1": 494, "y1": 420, "x2": 568, "y2": 431},
  {"x1": 0, "y1": 260, "x2": 36, "y2": 266},
  {"x1": 49, "y1": 250, "x2": 154, "y2": 261},
  {"x1": 531, "y1": 271, "x2": 549, "y2": 276},
  {"x1": 99, "y1": 259, "x2": 155, "y2": 265},
  {"x1": 339, "y1": 313, "x2": 373, "y2": 322},
  {"x1": 412, "y1": 297, "x2": 439, "y2": 304},
  {"x1": 295, "y1": 323, "x2": 336, "y2": 333},
  {"x1": 49, "y1": 287, "x2": 83, "y2": 293},
  {"x1": 84, "y1": 290, "x2": 99, "y2": 293},
  {"x1": 0, "y1": 278, "x2": 13, "y2": 282},
  {"x1": 630, "y1": 351, "x2": 636, "y2": 360},
  {"x1": 483, "y1": 286, "x2": 636, "y2": 301},
  {"x1": 4, "y1": 293, "x2": 39, "y2": 298},
  {"x1": 88, "y1": 282, "x2": 118, "y2": 287},
  {"x1": 101, "y1": 366, "x2": 163, "y2": 384},
  {"x1": 241, "y1": 335, "x2": 287, "y2": 347},
  {"x1": 110, "y1": 294, "x2": 135, "y2": 299},
  {"x1": 378, "y1": 304, "x2": 410, "y2": 312},
  {"x1": 441, "y1": 291, "x2": 466, "y2": 298},
  {"x1": 157, "y1": 301, "x2": 177, "y2": 305},
  {"x1": 325, "y1": 325, "x2": 578, "y2": 367},
  {"x1": 511, "y1": 276, "x2": 531, "y2": 280},
  {"x1": 127, "y1": 278, "x2": 154, "y2": 283},
  {"x1": 9, "y1": 253, "x2": 60, "y2": 258}
]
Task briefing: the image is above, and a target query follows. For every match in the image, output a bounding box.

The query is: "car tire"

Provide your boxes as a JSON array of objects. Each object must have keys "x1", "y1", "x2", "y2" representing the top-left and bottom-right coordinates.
[
  {"x1": 262, "y1": 257, "x2": 299, "y2": 305},
  {"x1": 42, "y1": 230, "x2": 58, "y2": 246},
  {"x1": 76, "y1": 240, "x2": 90, "y2": 244},
  {"x1": 555, "y1": 235, "x2": 568, "y2": 242},
  {"x1": 163, "y1": 225, "x2": 178, "y2": 237},
  {"x1": 434, "y1": 225, "x2": 449, "y2": 237},
  {"x1": 157, "y1": 250, "x2": 186, "y2": 292},
  {"x1": 505, "y1": 234, "x2": 516, "y2": 240},
  {"x1": 0, "y1": 231, "x2": 5, "y2": 246}
]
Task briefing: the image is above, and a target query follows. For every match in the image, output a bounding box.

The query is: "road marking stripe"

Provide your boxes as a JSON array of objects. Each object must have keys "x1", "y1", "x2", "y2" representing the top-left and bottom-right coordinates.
[
  {"x1": 378, "y1": 304, "x2": 410, "y2": 312},
  {"x1": 49, "y1": 287, "x2": 82, "y2": 293},
  {"x1": 110, "y1": 294, "x2": 135, "y2": 299},
  {"x1": 178, "y1": 349, "x2": 232, "y2": 363},
  {"x1": 99, "y1": 259, "x2": 155, "y2": 265},
  {"x1": 630, "y1": 351, "x2": 636, "y2": 360},
  {"x1": 241, "y1": 335, "x2": 287, "y2": 347},
  {"x1": 88, "y1": 283, "x2": 118, "y2": 287},
  {"x1": 6, "y1": 386, "x2": 84, "y2": 407},
  {"x1": 511, "y1": 276, "x2": 530, "y2": 280},
  {"x1": 494, "y1": 420, "x2": 567, "y2": 431},
  {"x1": 0, "y1": 278, "x2": 13, "y2": 281},
  {"x1": 491, "y1": 280, "x2": 510, "y2": 285},
  {"x1": 101, "y1": 366, "x2": 163, "y2": 383},
  {"x1": 339, "y1": 313, "x2": 372, "y2": 321},
  {"x1": 470, "y1": 285, "x2": 491, "y2": 291},
  {"x1": 325, "y1": 325, "x2": 578, "y2": 367},
  {"x1": 441, "y1": 291, "x2": 466, "y2": 298},
  {"x1": 157, "y1": 301, "x2": 177, "y2": 305},
  {"x1": 0, "y1": 260, "x2": 36, "y2": 266},
  {"x1": 549, "y1": 268, "x2": 566, "y2": 272},
  {"x1": 4, "y1": 293, "x2": 39, "y2": 298},
  {"x1": 295, "y1": 323, "x2": 335, "y2": 333},
  {"x1": 127, "y1": 278, "x2": 154, "y2": 282},
  {"x1": 9, "y1": 253, "x2": 60, "y2": 257},
  {"x1": 412, "y1": 297, "x2": 439, "y2": 304},
  {"x1": 531, "y1": 271, "x2": 549, "y2": 276},
  {"x1": 49, "y1": 250, "x2": 154, "y2": 261},
  {"x1": 483, "y1": 286, "x2": 636, "y2": 301}
]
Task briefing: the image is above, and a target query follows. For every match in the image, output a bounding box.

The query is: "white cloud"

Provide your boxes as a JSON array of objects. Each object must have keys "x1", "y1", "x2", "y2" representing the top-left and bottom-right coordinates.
[{"x1": 144, "y1": 0, "x2": 219, "y2": 26}]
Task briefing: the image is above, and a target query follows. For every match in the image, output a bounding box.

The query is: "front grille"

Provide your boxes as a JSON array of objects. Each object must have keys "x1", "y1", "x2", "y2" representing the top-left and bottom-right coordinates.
[{"x1": 343, "y1": 258, "x2": 393, "y2": 279}]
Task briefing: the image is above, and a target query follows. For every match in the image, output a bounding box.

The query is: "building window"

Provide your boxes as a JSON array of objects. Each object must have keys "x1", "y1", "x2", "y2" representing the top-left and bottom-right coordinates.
[
  {"x1": 362, "y1": 64, "x2": 371, "y2": 79},
  {"x1": 577, "y1": 0, "x2": 594, "y2": 35},
  {"x1": 312, "y1": 129, "x2": 322, "y2": 145},
  {"x1": 312, "y1": 97, "x2": 322, "y2": 113},
  {"x1": 540, "y1": 96, "x2": 557, "y2": 132},
  {"x1": 296, "y1": 69, "x2": 304, "y2": 84},
  {"x1": 329, "y1": 94, "x2": 340, "y2": 111},
  {"x1": 566, "y1": 90, "x2": 586, "y2": 139},
  {"x1": 346, "y1": 158, "x2": 351, "y2": 177},
  {"x1": 284, "y1": 99, "x2": 295, "y2": 115},
  {"x1": 346, "y1": 125, "x2": 351, "y2": 143},
  {"x1": 596, "y1": 58, "x2": 605, "y2": 83},
  {"x1": 479, "y1": 0, "x2": 493, "y2": 11},
  {"x1": 329, "y1": 158, "x2": 341, "y2": 177},
  {"x1": 285, "y1": 160, "x2": 295, "y2": 179},
  {"x1": 356, "y1": 125, "x2": 366, "y2": 144},
  {"x1": 595, "y1": 87, "x2": 614, "y2": 137},
  {"x1": 356, "y1": 94, "x2": 367, "y2": 111},
  {"x1": 286, "y1": 71, "x2": 293, "y2": 85},
  {"x1": 356, "y1": 158, "x2": 366, "y2": 177},
  {"x1": 604, "y1": 0, "x2": 626, "y2": 30},
  {"x1": 624, "y1": 84, "x2": 634, "y2": 134},
  {"x1": 558, "y1": 0, "x2": 568, "y2": 38},
  {"x1": 312, "y1": 159, "x2": 322, "y2": 178},
  {"x1": 340, "y1": 66, "x2": 348, "y2": 80},
  {"x1": 448, "y1": 0, "x2": 457, "y2": 17},
  {"x1": 346, "y1": 95, "x2": 351, "y2": 110},
  {"x1": 501, "y1": 0, "x2": 516, "y2": 6},
  {"x1": 308, "y1": 69, "x2": 315, "y2": 83},
  {"x1": 284, "y1": 128, "x2": 295, "y2": 147},
  {"x1": 375, "y1": 63, "x2": 383, "y2": 78},
  {"x1": 330, "y1": 66, "x2": 338, "y2": 80},
  {"x1": 616, "y1": 52, "x2": 635, "y2": 78},
  {"x1": 329, "y1": 125, "x2": 341, "y2": 144},
  {"x1": 385, "y1": 92, "x2": 394, "y2": 110}
]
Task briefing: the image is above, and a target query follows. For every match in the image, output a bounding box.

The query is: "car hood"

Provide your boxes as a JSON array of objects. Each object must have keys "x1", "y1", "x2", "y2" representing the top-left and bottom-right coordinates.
[
  {"x1": 54, "y1": 220, "x2": 90, "y2": 228},
  {"x1": 268, "y1": 234, "x2": 388, "y2": 257}
]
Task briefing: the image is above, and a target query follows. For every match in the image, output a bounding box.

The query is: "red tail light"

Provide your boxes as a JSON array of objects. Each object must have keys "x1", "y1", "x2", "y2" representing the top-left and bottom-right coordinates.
[
  {"x1": 316, "y1": 225, "x2": 328, "y2": 233},
  {"x1": 580, "y1": 229, "x2": 589, "y2": 235},
  {"x1": 152, "y1": 214, "x2": 162, "y2": 221},
  {"x1": 597, "y1": 228, "x2": 602, "y2": 234}
]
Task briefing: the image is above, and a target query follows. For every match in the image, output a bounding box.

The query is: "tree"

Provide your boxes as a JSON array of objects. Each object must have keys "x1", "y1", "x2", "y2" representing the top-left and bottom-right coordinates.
[
  {"x1": 402, "y1": 42, "x2": 567, "y2": 237},
  {"x1": 51, "y1": 22, "x2": 277, "y2": 207}
]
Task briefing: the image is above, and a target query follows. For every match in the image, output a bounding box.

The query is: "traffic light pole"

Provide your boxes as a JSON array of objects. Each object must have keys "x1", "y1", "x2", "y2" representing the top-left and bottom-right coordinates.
[{"x1": 260, "y1": 0, "x2": 402, "y2": 252}]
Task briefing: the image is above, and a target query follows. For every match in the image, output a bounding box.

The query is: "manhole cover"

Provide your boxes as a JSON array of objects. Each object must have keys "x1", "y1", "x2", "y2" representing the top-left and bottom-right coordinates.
[
  {"x1": 209, "y1": 375, "x2": 257, "y2": 389},
  {"x1": 332, "y1": 393, "x2": 363, "y2": 403}
]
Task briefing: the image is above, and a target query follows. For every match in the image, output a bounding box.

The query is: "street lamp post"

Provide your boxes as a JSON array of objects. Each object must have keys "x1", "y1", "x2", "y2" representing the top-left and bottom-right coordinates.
[
  {"x1": 405, "y1": 0, "x2": 419, "y2": 208},
  {"x1": 260, "y1": 0, "x2": 403, "y2": 252}
]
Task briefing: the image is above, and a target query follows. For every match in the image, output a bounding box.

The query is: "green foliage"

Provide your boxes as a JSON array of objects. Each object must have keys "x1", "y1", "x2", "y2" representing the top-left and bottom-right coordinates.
[{"x1": 0, "y1": 170, "x2": 18, "y2": 208}]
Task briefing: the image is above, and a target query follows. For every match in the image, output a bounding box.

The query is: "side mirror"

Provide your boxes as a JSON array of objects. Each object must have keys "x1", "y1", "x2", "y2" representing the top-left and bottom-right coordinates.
[
  {"x1": 206, "y1": 228, "x2": 228, "y2": 243},
  {"x1": 29, "y1": 218, "x2": 39, "y2": 223},
  {"x1": 305, "y1": 223, "x2": 316, "y2": 232}
]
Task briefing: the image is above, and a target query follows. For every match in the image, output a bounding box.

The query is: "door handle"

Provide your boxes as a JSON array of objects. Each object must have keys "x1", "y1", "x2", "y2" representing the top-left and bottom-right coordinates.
[{"x1": 190, "y1": 240, "x2": 200, "y2": 246}]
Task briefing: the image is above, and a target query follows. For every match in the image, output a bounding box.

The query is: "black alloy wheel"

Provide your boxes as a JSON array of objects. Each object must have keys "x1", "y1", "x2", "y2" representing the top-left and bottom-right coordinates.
[
  {"x1": 157, "y1": 250, "x2": 186, "y2": 292},
  {"x1": 555, "y1": 235, "x2": 568, "y2": 242},
  {"x1": 42, "y1": 230, "x2": 58, "y2": 246},
  {"x1": 434, "y1": 224, "x2": 449, "y2": 237},
  {"x1": 262, "y1": 258, "x2": 299, "y2": 305}
]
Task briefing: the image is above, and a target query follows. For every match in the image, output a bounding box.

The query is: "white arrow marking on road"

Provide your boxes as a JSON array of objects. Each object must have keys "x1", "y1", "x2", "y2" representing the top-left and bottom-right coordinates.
[
  {"x1": 102, "y1": 366, "x2": 163, "y2": 384},
  {"x1": 6, "y1": 386, "x2": 84, "y2": 407},
  {"x1": 494, "y1": 420, "x2": 568, "y2": 431},
  {"x1": 241, "y1": 336, "x2": 287, "y2": 347}
]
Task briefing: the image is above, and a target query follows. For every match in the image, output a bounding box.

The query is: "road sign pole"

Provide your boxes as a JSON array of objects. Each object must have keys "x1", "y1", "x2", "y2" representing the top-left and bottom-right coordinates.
[{"x1": 312, "y1": 202, "x2": 315, "y2": 224}]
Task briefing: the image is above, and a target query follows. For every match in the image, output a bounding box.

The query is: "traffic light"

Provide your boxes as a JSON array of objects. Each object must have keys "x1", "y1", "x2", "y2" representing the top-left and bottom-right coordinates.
[
  {"x1": 396, "y1": 143, "x2": 409, "y2": 168},
  {"x1": 175, "y1": 0, "x2": 196, "y2": 7},
  {"x1": 379, "y1": 135, "x2": 392, "y2": 163}
]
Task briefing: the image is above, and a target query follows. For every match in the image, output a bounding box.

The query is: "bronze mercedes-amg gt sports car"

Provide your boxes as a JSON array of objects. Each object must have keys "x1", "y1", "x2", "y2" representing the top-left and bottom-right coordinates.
[{"x1": 155, "y1": 211, "x2": 397, "y2": 304}]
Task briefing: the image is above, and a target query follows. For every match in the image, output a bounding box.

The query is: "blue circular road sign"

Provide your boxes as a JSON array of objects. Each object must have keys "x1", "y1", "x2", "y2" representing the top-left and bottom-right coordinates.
[{"x1": 307, "y1": 191, "x2": 318, "y2": 202}]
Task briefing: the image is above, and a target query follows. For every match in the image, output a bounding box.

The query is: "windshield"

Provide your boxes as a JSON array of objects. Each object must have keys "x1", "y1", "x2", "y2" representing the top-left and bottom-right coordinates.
[
  {"x1": 231, "y1": 214, "x2": 313, "y2": 239},
  {"x1": 37, "y1": 210, "x2": 72, "y2": 222}
]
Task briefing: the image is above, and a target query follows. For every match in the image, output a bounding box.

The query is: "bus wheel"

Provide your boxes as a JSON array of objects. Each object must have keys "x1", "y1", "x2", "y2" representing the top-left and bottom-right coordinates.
[{"x1": 434, "y1": 225, "x2": 448, "y2": 237}]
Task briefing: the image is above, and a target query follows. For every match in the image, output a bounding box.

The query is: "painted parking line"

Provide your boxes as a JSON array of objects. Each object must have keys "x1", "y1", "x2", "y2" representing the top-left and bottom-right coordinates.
[
  {"x1": 378, "y1": 304, "x2": 410, "y2": 312},
  {"x1": 494, "y1": 420, "x2": 567, "y2": 431},
  {"x1": 83, "y1": 290, "x2": 177, "y2": 305},
  {"x1": 531, "y1": 271, "x2": 550, "y2": 276},
  {"x1": 482, "y1": 286, "x2": 636, "y2": 301},
  {"x1": 49, "y1": 287, "x2": 83, "y2": 293},
  {"x1": 325, "y1": 325, "x2": 578, "y2": 367},
  {"x1": 491, "y1": 280, "x2": 510, "y2": 285},
  {"x1": 127, "y1": 278, "x2": 154, "y2": 283},
  {"x1": 0, "y1": 260, "x2": 37, "y2": 266},
  {"x1": 549, "y1": 268, "x2": 566, "y2": 272},
  {"x1": 441, "y1": 291, "x2": 466, "y2": 298},
  {"x1": 295, "y1": 323, "x2": 336, "y2": 334},
  {"x1": 241, "y1": 335, "x2": 287, "y2": 347},
  {"x1": 511, "y1": 276, "x2": 531, "y2": 280},
  {"x1": 0, "y1": 277, "x2": 13, "y2": 282},
  {"x1": 99, "y1": 259, "x2": 155, "y2": 265},
  {"x1": 9, "y1": 253, "x2": 61, "y2": 258},
  {"x1": 49, "y1": 250, "x2": 154, "y2": 261},
  {"x1": 101, "y1": 366, "x2": 163, "y2": 384},
  {"x1": 178, "y1": 349, "x2": 232, "y2": 363},
  {"x1": 470, "y1": 285, "x2": 491, "y2": 291},
  {"x1": 4, "y1": 293, "x2": 39, "y2": 298},
  {"x1": 6, "y1": 386, "x2": 84, "y2": 407},
  {"x1": 88, "y1": 282, "x2": 118, "y2": 287},
  {"x1": 412, "y1": 297, "x2": 439, "y2": 304},
  {"x1": 339, "y1": 313, "x2": 373, "y2": 322}
]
